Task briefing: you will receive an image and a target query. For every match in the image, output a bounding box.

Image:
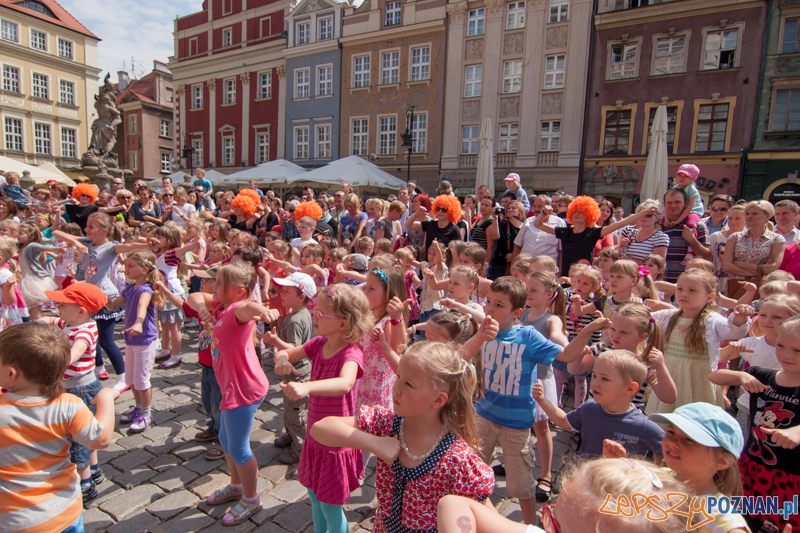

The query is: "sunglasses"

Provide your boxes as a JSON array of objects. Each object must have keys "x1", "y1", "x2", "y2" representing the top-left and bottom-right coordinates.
[
  {"x1": 542, "y1": 503, "x2": 559, "y2": 533},
  {"x1": 112, "y1": 182, "x2": 123, "y2": 186},
  {"x1": 643, "y1": 213, "x2": 657, "y2": 218},
  {"x1": 436, "y1": 207, "x2": 448, "y2": 213},
  {"x1": 711, "y1": 206, "x2": 728, "y2": 212},
  {"x1": 163, "y1": 194, "x2": 174, "y2": 197},
  {"x1": 312, "y1": 308, "x2": 342, "y2": 321}
]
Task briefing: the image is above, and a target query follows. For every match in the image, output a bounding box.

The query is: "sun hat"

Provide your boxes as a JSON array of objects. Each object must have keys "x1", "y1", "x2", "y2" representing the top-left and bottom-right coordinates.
[{"x1": 649, "y1": 402, "x2": 743, "y2": 457}]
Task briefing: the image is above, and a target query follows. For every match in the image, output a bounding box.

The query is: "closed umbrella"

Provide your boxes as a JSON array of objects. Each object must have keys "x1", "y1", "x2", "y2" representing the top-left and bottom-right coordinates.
[
  {"x1": 640, "y1": 104, "x2": 669, "y2": 205},
  {"x1": 475, "y1": 117, "x2": 495, "y2": 197}
]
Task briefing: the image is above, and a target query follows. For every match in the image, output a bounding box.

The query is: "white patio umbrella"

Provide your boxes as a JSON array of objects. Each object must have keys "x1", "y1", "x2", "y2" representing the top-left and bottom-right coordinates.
[
  {"x1": 0, "y1": 156, "x2": 69, "y2": 184},
  {"x1": 640, "y1": 104, "x2": 669, "y2": 205},
  {"x1": 36, "y1": 162, "x2": 76, "y2": 186},
  {"x1": 475, "y1": 117, "x2": 495, "y2": 197},
  {"x1": 287, "y1": 156, "x2": 406, "y2": 190},
  {"x1": 219, "y1": 159, "x2": 307, "y2": 186}
]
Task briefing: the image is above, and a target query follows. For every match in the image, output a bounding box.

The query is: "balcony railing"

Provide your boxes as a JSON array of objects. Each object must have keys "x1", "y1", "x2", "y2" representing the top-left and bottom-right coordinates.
[
  {"x1": 459, "y1": 154, "x2": 477, "y2": 167},
  {"x1": 496, "y1": 153, "x2": 516, "y2": 168},
  {"x1": 537, "y1": 152, "x2": 559, "y2": 167}
]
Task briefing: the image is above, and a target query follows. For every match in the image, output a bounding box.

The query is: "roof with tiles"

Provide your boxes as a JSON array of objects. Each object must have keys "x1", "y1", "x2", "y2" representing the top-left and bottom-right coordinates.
[
  {"x1": 0, "y1": 0, "x2": 99, "y2": 39},
  {"x1": 115, "y1": 72, "x2": 170, "y2": 109}
]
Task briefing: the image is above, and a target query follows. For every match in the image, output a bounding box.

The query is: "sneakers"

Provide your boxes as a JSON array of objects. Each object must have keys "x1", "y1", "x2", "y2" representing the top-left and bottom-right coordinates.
[
  {"x1": 120, "y1": 406, "x2": 140, "y2": 424},
  {"x1": 154, "y1": 351, "x2": 171, "y2": 363},
  {"x1": 91, "y1": 467, "x2": 105, "y2": 485},
  {"x1": 273, "y1": 434, "x2": 292, "y2": 449},
  {"x1": 278, "y1": 449, "x2": 300, "y2": 464},
  {"x1": 129, "y1": 413, "x2": 153, "y2": 433},
  {"x1": 81, "y1": 481, "x2": 98, "y2": 504},
  {"x1": 158, "y1": 357, "x2": 182, "y2": 370},
  {"x1": 185, "y1": 318, "x2": 199, "y2": 328}
]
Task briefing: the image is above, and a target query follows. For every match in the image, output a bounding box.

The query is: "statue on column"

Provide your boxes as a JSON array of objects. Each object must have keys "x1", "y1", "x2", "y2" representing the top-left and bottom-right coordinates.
[{"x1": 81, "y1": 73, "x2": 122, "y2": 180}]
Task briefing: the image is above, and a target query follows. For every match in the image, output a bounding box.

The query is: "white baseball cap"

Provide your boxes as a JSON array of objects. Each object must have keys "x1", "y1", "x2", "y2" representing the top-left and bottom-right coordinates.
[{"x1": 272, "y1": 272, "x2": 317, "y2": 300}]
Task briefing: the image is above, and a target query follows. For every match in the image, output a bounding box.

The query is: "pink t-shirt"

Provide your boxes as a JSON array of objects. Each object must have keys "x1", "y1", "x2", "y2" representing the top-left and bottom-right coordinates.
[
  {"x1": 779, "y1": 242, "x2": 800, "y2": 280},
  {"x1": 210, "y1": 300, "x2": 268, "y2": 410}
]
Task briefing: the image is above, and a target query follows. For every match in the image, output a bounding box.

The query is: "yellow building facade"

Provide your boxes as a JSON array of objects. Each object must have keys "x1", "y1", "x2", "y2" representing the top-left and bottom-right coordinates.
[{"x1": 0, "y1": 0, "x2": 100, "y2": 168}]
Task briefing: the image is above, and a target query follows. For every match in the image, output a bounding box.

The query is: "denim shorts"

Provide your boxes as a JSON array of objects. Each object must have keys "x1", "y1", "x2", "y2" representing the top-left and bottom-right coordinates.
[
  {"x1": 66, "y1": 379, "x2": 101, "y2": 470},
  {"x1": 61, "y1": 514, "x2": 84, "y2": 533}
]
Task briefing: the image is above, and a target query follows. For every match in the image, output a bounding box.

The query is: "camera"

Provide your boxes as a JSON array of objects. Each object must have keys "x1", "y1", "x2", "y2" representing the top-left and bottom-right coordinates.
[{"x1": 494, "y1": 206, "x2": 505, "y2": 216}]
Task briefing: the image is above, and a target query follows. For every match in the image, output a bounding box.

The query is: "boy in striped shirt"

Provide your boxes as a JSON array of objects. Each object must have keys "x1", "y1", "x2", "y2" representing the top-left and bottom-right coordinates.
[
  {"x1": 0, "y1": 322, "x2": 119, "y2": 533},
  {"x1": 39, "y1": 283, "x2": 111, "y2": 503}
]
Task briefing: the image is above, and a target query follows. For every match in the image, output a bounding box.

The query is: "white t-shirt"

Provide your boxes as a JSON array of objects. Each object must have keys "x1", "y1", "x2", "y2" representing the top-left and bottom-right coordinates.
[
  {"x1": 735, "y1": 335, "x2": 779, "y2": 411},
  {"x1": 169, "y1": 202, "x2": 196, "y2": 227},
  {"x1": 514, "y1": 215, "x2": 565, "y2": 260}
]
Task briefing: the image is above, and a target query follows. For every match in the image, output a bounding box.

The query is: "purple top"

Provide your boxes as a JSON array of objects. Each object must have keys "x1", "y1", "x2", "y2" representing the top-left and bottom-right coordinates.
[
  {"x1": 303, "y1": 336, "x2": 364, "y2": 425},
  {"x1": 121, "y1": 282, "x2": 158, "y2": 346}
]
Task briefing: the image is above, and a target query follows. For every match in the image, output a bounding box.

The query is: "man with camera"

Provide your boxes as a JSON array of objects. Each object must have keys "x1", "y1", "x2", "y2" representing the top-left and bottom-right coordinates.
[{"x1": 511, "y1": 194, "x2": 565, "y2": 265}]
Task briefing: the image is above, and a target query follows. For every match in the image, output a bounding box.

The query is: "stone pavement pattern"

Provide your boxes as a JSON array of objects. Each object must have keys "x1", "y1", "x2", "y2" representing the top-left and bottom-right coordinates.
[{"x1": 85, "y1": 332, "x2": 574, "y2": 533}]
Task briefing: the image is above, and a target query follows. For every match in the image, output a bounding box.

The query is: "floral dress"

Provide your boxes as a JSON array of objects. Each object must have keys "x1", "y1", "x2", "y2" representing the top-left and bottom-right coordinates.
[
  {"x1": 727, "y1": 228, "x2": 785, "y2": 281},
  {"x1": 357, "y1": 316, "x2": 397, "y2": 410}
]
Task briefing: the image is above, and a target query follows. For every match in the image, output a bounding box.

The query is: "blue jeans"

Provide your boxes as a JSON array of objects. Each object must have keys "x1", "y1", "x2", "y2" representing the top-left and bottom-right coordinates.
[
  {"x1": 219, "y1": 397, "x2": 264, "y2": 465},
  {"x1": 61, "y1": 514, "x2": 84, "y2": 533},
  {"x1": 417, "y1": 309, "x2": 442, "y2": 340},
  {"x1": 201, "y1": 365, "x2": 222, "y2": 438},
  {"x1": 95, "y1": 317, "x2": 124, "y2": 375},
  {"x1": 66, "y1": 380, "x2": 102, "y2": 470},
  {"x1": 488, "y1": 261, "x2": 507, "y2": 280}
]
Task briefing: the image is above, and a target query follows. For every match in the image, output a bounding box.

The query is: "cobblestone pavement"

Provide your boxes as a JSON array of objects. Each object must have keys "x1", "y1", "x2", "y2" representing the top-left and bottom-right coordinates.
[{"x1": 85, "y1": 331, "x2": 575, "y2": 533}]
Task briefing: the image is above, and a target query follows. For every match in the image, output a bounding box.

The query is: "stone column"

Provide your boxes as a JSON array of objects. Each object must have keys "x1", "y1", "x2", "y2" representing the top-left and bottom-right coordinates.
[
  {"x1": 207, "y1": 79, "x2": 217, "y2": 166},
  {"x1": 559, "y1": 0, "x2": 592, "y2": 167},
  {"x1": 515, "y1": 0, "x2": 546, "y2": 167},
  {"x1": 277, "y1": 66, "x2": 287, "y2": 160},
  {"x1": 481, "y1": 0, "x2": 505, "y2": 121},
  {"x1": 441, "y1": 1, "x2": 467, "y2": 170},
  {"x1": 240, "y1": 72, "x2": 251, "y2": 165}
]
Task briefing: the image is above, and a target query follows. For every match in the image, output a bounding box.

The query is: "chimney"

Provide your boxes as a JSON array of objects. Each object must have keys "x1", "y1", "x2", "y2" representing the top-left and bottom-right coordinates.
[{"x1": 118, "y1": 71, "x2": 131, "y2": 91}]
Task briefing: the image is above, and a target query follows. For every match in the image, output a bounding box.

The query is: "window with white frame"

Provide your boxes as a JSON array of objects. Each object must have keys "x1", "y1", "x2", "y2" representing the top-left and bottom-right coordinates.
[
  {"x1": 32, "y1": 72, "x2": 48, "y2": 99},
  {"x1": 256, "y1": 132, "x2": 269, "y2": 163},
  {"x1": 58, "y1": 38, "x2": 73, "y2": 59},
  {"x1": 192, "y1": 84, "x2": 203, "y2": 109},
  {"x1": 703, "y1": 29, "x2": 738, "y2": 69},
  {"x1": 161, "y1": 152, "x2": 172, "y2": 172},
  {"x1": 318, "y1": 65, "x2": 332, "y2": 95},
  {"x1": 3, "y1": 66, "x2": 19, "y2": 93},
  {"x1": 549, "y1": 0, "x2": 568, "y2": 23},
  {"x1": 160, "y1": 119, "x2": 171, "y2": 138},
  {"x1": 352, "y1": 118, "x2": 368, "y2": 156},
  {"x1": 130, "y1": 151, "x2": 138, "y2": 170},
  {"x1": 544, "y1": 55, "x2": 565, "y2": 89},
  {"x1": 773, "y1": 89, "x2": 800, "y2": 132},
  {"x1": 382, "y1": 51, "x2": 399, "y2": 85},
  {"x1": 258, "y1": 71, "x2": 271, "y2": 99},
  {"x1": 319, "y1": 17, "x2": 333, "y2": 40},
  {"x1": 782, "y1": 18, "x2": 799, "y2": 54},
  {"x1": 502, "y1": 60, "x2": 522, "y2": 93},
  {"x1": 412, "y1": 113, "x2": 426, "y2": 154},
  {"x1": 464, "y1": 65, "x2": 481, "y2": 97},
  {"x1": 461, "y1": 126, "x2": 479, "y2": 154},
  {"x1": 295, "y1": 69, "x2": 310, "y2": 98},
  {"x1": 507, "y1": 2, "x2": 525, "y2": 30},
  {"x1": 224, "y1": 78, "x2": 236, "y2": 104},
  {"x1": 223, "y1": 136, "x2": 235, "y2": 165},
  {"x1": 189, "y1": 38, "x2": 198, "y2": 56},
  {"x1": 297, "y1": 22, "x2": 310, "y2": 44},
  {"x1": 295, "y1": 127, "x2": 309, "y2": 159},
  {"x1": 129, "y1": 114, "x2": 137, "y2": 134},
  {"x1": 316, "y1": 125, "x2": 331, "y2": 158},
  {"x1": 540, "y1": 121, "x2": 560, "y2": 151},
  {"x1": 609, "y1": 43, "x2": 638, "y2": 79},
  {"x1": 654, "y1": 36, "x2": 685, "y2": 75},
  {"x1": 4, "y1": 117, "x2": 21, "y2": 151},
  {"x1": 30, "y1": 29, "x2": 46, "y2": 50},
  {"x1": 385, "y1": 1, "x2": 401, "y2": 26},
  {"x1": 411, "y1": 46, "x2": 430, "y2": 81},
  {"x1": 468, "y1": 8, "x2": 484, "y2": 36},
  {"x1": 379, "y1": 116, "x2": 396, "y2": 155},
  {"x1": 34, "y1": 123, "x2": 50, "y2": 154},
  {"x1": 498, "y1": 123, "x2": 518, "y2": 153},
  {"x1": 222, "y1": 28, "x2": 233, "y2": 47},
  {"x1": 61, "y1": 127, "x2": 76, "y2": 158},
  {"x1": 2, "y1": 20, "x2": 18, "y2": 42},
  {"x1": 192, "y1": 140, "x2": 203, "y2": 168},
  {"x1": 695, "y1": 102, "x2": 729, "y2": 152},
  {"x1": 222, "y1": 0, "x2": 233, "y2": 15},
  {"x1": 59, "y1": 80, "x2": 75, "y2": 105},
  {"x1": 354, "y1": 55, "x2": 370, "y2": 88}
]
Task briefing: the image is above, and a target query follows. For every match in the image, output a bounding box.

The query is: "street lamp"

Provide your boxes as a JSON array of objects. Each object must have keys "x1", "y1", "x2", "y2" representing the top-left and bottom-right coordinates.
[
  {"x1": 400, "y1": 106, "x2": 415, "y2": 184},
  {"x1": 181, "y1": 131, "x2": 196, "y2": 177}
]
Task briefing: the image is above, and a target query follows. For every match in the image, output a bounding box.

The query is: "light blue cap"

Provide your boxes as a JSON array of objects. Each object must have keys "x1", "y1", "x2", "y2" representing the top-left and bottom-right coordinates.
[{"x1": 649, "y1": 402, "x2": 743, "y2": 458}]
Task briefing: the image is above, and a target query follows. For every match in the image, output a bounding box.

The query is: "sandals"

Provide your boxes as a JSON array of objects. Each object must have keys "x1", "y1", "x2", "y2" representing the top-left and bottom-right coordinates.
[
  {"x1": 535, "y1": 478, "x2": 552, "y2": 502},
  {"x1": 206, "y1": 485, "x2": 243, "y2": 505},
  {"x1": 222, "y1": 498, "x2": 262, "y2": 526}
]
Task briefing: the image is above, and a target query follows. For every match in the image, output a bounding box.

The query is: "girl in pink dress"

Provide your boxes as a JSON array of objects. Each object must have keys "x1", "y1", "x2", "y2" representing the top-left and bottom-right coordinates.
[
  {"x1": 394, "y1": 247, "x2": 421, "y2": 322},
  {"x1": 274, "y1": 284, "x2": 374, "y2": 533},
  {"x1": 310, "y1": 341, "x2": 495, "y2": 533},
  {"x1": 186, "y1": 263, "x2": 281, "y2": 527}
]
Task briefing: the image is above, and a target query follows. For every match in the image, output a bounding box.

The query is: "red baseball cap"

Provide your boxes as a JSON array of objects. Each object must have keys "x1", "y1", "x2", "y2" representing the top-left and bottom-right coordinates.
[{"x1": 45, "y1": 283, "x2": 108, "y2": 314}]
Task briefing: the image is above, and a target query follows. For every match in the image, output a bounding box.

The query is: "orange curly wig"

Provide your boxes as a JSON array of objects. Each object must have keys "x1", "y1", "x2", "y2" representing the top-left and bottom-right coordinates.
[
  {"x1": 238, "y1": 188, "x2": 262, "y2": 204},
  {"x1": 295, "y1": 201, "x2": 323, "y2": 222},
  {"x1": 567, "y1": 196, "x2": 601, "y2": 227},
  {"x1": 71, "y1": 183, "x2": 98, "y2": 203},
  {"x1": 231, "y1": 195, "x2": 257, "y2": 219},
  {"x1": 431, "y1": 195, "x2": 462, "y2": 224}
]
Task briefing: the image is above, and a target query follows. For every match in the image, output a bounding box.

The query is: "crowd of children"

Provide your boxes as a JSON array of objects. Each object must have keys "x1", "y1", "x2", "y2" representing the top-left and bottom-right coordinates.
[{"x1": 0, "y1": 176, "x2": 798, "y2": 533}]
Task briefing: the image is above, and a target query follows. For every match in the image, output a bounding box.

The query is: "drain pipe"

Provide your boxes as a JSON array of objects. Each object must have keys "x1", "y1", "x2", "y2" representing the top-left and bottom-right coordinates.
[{"x1": 576, "y1": 0, "x2": 599, "y2": 196}]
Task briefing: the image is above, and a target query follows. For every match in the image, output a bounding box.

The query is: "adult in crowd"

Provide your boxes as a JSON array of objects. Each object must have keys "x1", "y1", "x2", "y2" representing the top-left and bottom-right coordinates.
[
  {"x1": 338, "y1": 193, "x2": 367, "y2": 250},
  {"x1": 163, "y1": 187, "x2": 197, "y2": 228},
  {"x1": 406, "y1": 193, "x2": 431, "y2": 251},
  {"x1": 214, "y1": 193, "x2": 233, "y2": 218},
  {"x1": 613, "y1": 206, "x2": 625, "y2": 222},
  {"x1": 316, "y1": 198, "x2": 337, "y2": 239},
  {"x1": 397, "y1": 187, "x2": 411, "y2": 227},
  {"x1": 512, "y1": 194, "x2": 565, "y2": 266},
  {"x1": 301, "y1": 186, "x2": 314, "y2": 202},
  {"x1": 330, "y1": 190, "x2": 347, "y2": 223},
  {"x1": 364, "y1": 198, "x2": 386, "y2": 242},
  {"x1": 699, "y1": 194, "x2": 733, "y2": 235},
  {"x1": 487, "y1": 200, "x2": 525, "y2": 279},
  {"x1": 194, "y1": 184, "x2": 216, "y2": 212},
  {"x1": 462, "y1": 194, "x2": 479, "y2": 229},
  {"x1": 405, "y1": 194, "x2": 463, "y2": 255},
  {"x1": 773, "y1": 199, "x2": 800, "y2": 245},
  {"x1": 437, "y1": 180, "x2": 455, "y2": 197},
  {"x1": 469, "y1": 196, "x2": 495, "y2": 251},
  {"x1": 113, "y1": 188, "x2": 135, "y2": 225},
  {"x1": 661, "y1": 188, "x2": 711, "y2": 283},
  {"x1": 376, "y1": 201, "x2": 405, "y2": 244},
  {"x1": 556, "y1": 195, "x2": 572, "y2": 219},
  {"x1": 0, "y1": 197, "x2": 19, "y2": 223},
  {"x1": 193, "y1": 168, "x2": 213, "y2": 194},
  {"x1": 722, "y1": 200, "x2": 785, "y2": 299},
  {"x1": 129, "y1": 185, "x2": 163, "y2": 228},
  {"x1": 502, "y1": 173, "x2": 530, "y2": 212},
  {"x1": 109, "y1": 178, "x2": 125, "y2": 205},
  {"x1": 48, "y1": 181, "x2": 69, "y2": 202},
  {"x1": 58, "y1": 184, "x2": 100, "y2": 233},
  {"x1": 593, "y1": 198, "x2": 617, "y2": 255},
  {"x1": 619, "y1": 199, "x2": 669, "y2": 263},
  {"x1": 279, "y1": 199, "x2": 300, "y2": 240},
  {"x1": 476, "y1": 185, "x2": 491, "y2": 205},
  {"x1": 247, "y1": 180, "x2": 264, "y2": 197},
  {"x1": 710, "y1": 204, "x2": 745, "y2": 296}
]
